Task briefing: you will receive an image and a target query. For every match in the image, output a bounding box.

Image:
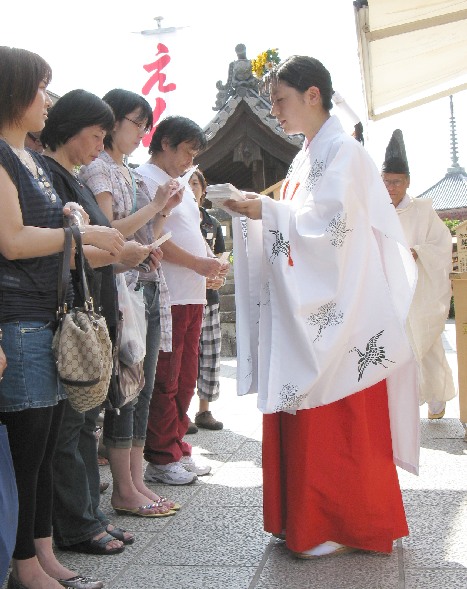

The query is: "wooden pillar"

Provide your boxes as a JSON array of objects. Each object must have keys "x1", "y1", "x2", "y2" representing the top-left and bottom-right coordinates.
[{"x1": 451, "y1": 272, "x2": 467, "y2": 423}]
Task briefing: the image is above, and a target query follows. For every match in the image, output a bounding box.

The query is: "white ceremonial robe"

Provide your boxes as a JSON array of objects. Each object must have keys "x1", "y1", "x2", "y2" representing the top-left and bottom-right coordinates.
[
  {"x1": 396, "y1": 196, "x2": 456, "y2": 406},
  {"x1": 233, "y1": 116, "x2": 420, "y2": 474}
]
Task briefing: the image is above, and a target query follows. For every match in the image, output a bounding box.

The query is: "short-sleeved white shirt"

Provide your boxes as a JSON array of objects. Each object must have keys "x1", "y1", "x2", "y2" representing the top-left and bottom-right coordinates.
[{"x1": 136, "y1": 162, "x2": 207, "y2": 305}]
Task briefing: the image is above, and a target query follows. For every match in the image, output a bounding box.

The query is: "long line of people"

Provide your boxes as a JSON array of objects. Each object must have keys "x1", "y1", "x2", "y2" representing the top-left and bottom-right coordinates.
[
  {"x1": 3, "y1": 44, "x2": 456, "y2": 588},
  {"x1": 0, "y1": 46, "x2": 228, "y2": 589}
]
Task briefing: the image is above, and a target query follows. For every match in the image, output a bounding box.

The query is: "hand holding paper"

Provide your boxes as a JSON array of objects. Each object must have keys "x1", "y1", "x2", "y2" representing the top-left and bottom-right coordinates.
[
  {"x1": 224, "y1": 193, "x2": 263, "y2": 220},
  {"x1": 138, "y1": 232, "x2": 172, "y2": 272},
  {"x1": 206, "y1": 183, "x2": 246, "y2": 217}
]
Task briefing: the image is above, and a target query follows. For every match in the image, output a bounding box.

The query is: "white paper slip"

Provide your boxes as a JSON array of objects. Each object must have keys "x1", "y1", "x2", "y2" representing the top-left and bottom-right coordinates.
[
  {"x1": 177, "y1": 165, "x2": 198, "y2": 190},
  {"x1": 150, "y1": 231, "x2": 172, "y2": 249},
  {"x1": 206, "y1": 183, "x2": 245, "y2": 202},
  {"x1": 206, "y1": 184, "x2": 246, "y2": 217},
  {"x1": 218, "y1": 251, "x2": 231, "y2": 263}
]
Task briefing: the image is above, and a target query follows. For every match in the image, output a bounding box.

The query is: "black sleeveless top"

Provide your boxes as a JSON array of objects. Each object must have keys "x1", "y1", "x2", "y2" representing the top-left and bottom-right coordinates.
[
  {"x1": 45, "y1": 156, "x2": 119, "y2": 330},
  {"x1": 0, "y1": 140, "x2": 63, "y2": 322}
]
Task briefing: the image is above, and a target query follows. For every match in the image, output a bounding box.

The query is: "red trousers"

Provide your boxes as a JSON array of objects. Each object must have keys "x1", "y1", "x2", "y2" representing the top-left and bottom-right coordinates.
[
  {"x1": 144, "y1": 304, "x2": 203, "y2": 465},
  {"x1": 262, "y1": 380, "x2": 409, "y2": 553}
]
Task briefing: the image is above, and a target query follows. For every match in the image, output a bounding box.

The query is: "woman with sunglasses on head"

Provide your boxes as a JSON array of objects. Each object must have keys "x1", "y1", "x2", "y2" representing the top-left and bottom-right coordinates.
[
  {"x1": 0, "y1": 46, "x2": 124, "y2": 589},
  {"x1": 80, "y1": 89, "x2": 183, "y2": 517}
]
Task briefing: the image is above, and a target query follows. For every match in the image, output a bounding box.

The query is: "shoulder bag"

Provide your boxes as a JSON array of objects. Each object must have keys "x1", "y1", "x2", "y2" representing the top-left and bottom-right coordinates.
[{"x1": 52, "y1": 225, "x2": 113, "y2": 412}]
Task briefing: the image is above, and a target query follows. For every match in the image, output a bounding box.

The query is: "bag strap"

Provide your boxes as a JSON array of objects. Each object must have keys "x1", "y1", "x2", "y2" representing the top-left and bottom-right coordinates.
[
  {"x1": 56, "y1": 224, "x2": 94, "y2": 318},
  {"x1": 57, "y1": 227, "x2": 72, "y2": 316},
  {"x1": 70, "y1": 224, "x2": 93, "y2": 309}
]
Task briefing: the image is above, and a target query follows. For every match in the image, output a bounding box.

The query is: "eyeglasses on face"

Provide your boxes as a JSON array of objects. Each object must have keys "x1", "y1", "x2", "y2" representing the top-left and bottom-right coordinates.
[
  {"x1": 27, "y1": 132, "x2": 43, "y2": 144},
  {"x1": 123, "y1": 116, "x2": 150, "y2": 134},
  {"x1": 382, "y1": 178, "x2": 405, "y2": 187}
]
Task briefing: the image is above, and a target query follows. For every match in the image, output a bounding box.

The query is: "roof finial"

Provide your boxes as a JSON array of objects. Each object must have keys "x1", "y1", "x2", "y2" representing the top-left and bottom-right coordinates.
[{"x1": 447, "y1": 95, "x2": 465, "y2": 174}]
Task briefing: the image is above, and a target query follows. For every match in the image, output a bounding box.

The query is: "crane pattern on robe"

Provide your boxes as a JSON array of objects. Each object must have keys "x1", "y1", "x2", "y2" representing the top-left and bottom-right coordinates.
[
  {"x1": 349, "y1": 330, "x2": 395, "y2": 381},
  {"x1": 268, "y1": 229, "x2": 290, "y2": 264},
  {"x1": 326, "y1": 213, "x2": 353, "y2": 248},
  {"x1": 307, "y1": 301, "x2": 344, "y2": 341},
  {"x1": 275, "y1": 383, "x2": 309, "y2": 412}
]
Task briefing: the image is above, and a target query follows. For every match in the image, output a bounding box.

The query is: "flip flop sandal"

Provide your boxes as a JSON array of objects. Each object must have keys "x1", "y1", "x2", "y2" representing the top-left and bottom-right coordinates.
[
  {"x1": 58, "y1": 533, "x2": 125, "y2": 555},
  {"x1": 106, "y1": 525, "x2": 135, "y2": 545},
  {"x1": 156, "y1": 497, "x2": 181, "y2": 511},
  {"x1": 57, "y1": 575, "x2": 103, "y2": 589},
  {"x1": 113, "y1": 504, "x2": 176, "y2": 518}
]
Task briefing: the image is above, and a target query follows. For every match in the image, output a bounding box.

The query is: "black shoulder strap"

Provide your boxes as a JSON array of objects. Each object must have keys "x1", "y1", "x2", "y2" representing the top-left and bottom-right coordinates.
[
  {"x1": 57, "y1": 227, "x2": 72, "y2": 316},
  {"x1": 57, "y1": 224, "x2": 93, "y2": 317}
]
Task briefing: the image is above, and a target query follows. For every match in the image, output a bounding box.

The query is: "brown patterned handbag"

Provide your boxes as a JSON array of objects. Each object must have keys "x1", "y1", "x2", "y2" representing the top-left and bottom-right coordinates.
[{"x1": 52, "y1": 225, "x2": 112, "y2": 413}]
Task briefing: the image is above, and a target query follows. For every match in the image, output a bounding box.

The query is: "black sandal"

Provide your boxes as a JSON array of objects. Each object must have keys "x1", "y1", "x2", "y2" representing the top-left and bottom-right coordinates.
[
  {"x1": 106, "y1": 525, "x2": 135, "y2": 545},
  {"x1": 58, "y1": 533, "x2": 125, "y2": 555}
]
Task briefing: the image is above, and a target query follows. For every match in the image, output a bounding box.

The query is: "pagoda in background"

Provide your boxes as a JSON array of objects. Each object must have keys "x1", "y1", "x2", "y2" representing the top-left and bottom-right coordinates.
[{"x1": 417, "y1": 95, "x2": 467, "y2": 221}]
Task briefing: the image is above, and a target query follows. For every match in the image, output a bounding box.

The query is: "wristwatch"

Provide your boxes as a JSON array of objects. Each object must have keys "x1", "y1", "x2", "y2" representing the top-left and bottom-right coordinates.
[{"x1": 0, "y1": 327, "x2": 3, "y2": 343}]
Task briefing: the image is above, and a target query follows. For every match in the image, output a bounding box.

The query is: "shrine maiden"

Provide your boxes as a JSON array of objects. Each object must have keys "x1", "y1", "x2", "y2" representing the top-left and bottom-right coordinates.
[{"x1": 226, "y1": 55, "x2": 420, "y2": 559}]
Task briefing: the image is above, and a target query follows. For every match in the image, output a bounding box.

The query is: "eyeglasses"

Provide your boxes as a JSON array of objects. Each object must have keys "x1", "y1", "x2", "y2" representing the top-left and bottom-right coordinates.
[
  {"x1": 382, "y1": 178, "x2": 405, "y2": 187},
  {"x1": 123, "y1": 116, "x2": 150, "y2": 134},
  {"x1": 27, "y1": 132, "x2": 43, "y2": 144}
]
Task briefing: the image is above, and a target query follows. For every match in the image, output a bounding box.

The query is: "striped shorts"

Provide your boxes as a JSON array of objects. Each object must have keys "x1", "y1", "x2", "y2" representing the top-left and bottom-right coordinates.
[{"x1": 197, "y1": 303, "x2": 221, "y2": 402}]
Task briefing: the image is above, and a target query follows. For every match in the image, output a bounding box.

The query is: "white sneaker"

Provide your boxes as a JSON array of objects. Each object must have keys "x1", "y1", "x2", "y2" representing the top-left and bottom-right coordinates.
[
  {"x1": 180, "y1": 455, "x2": 211, "y2": 476},
  {"x1": 144, "y1": 461, "x2": 197, "y2": 485}
]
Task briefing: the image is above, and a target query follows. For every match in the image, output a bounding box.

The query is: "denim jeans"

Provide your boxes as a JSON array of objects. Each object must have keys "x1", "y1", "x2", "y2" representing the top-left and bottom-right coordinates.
[
  {"x1": 0, "y1": 424, "x2": 18, "y2": 584},
  {"x1": 0, "y1": 321, "x2": 65, "y2": 411},
  {"x1": 52, "y1": 400, "x2": 109, "y2": 546},
  {"x1": 103, "y1": 281, "x2": 161, "y2": 448}
]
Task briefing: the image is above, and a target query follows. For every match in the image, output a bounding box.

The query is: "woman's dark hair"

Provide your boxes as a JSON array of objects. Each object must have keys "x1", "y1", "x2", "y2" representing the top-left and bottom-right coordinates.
[
  {"x1": 41, "y1": 89, "x2": 115, "y2": 150},
  {"x1": 101, "y1": 89, "x2": 153, "y2": 149},
  {"x1": 267, "y1": 55, "x2": 334, "y2": 111},
  {"x1": 192, "y1": 168, "x2": 207, "y2": 194},
  {"x1": 148, "y1": 116, "x2": 206, "y2": 155},
  {"x1": 191, "y1": 168, "x2": 208, "y2": 206},
  {"x1": 0, "y1": 46, "x2": 52, "y2": 128}
]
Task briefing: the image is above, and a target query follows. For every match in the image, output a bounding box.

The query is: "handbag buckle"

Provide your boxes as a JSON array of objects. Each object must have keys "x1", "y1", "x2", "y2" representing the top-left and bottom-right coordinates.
[
  {"x1": 83, "y1": 297, "x2": 95, "y2": 313},
  {"x1": 56, "y1": 302, "x2": 68, "y2": 319}
]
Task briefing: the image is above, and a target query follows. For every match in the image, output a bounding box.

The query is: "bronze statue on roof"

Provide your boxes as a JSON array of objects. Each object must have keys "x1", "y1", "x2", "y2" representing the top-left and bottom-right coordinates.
[{"x1": 212, "y1": 44, "x2": 259, "y2": 110}]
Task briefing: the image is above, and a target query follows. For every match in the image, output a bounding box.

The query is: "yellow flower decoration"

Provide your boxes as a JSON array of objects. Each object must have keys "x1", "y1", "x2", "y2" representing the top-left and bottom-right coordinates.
[{"x1": 251, "y1": 48, "x2": 280, "y2": 79}]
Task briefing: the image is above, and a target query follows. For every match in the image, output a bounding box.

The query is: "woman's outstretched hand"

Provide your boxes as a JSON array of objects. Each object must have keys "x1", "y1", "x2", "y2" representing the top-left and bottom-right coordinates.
[{"x1": 225, "y1": 193, "x2": 262, "y2": 220}]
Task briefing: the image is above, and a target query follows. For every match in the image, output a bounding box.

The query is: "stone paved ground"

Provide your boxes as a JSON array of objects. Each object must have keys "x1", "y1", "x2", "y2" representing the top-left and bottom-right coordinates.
[{"x1": 3, "y1": 321, "x2": 466, "y2": 589}]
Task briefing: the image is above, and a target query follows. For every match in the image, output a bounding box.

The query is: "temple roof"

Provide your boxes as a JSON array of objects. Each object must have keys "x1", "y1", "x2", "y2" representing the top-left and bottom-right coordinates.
[
  {"x1": 205, "y1": 43, "x2": 301, "y2": 148},
  {"x1": 417, "y1": 95, "x2": 467, "y2": 211},
  {"x1": 418, "y1": 171, "x2": 467, "y2": 210},
  {"x1": 204, "y1": 91, "x2": 303, "y2": 149},
  {"x1": 196, "y1": 45, "x2": 301, "y2": 192}
]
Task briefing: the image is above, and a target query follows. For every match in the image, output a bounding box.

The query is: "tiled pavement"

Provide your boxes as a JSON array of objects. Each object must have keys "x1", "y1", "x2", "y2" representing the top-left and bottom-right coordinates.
[{"x1": 3, "y1": 321, "x2": 466, "y2": 589}]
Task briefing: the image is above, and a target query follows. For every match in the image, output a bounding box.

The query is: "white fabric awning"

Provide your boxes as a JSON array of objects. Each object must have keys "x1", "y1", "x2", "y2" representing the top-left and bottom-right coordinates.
[{"x1": 354, "y1": 1, "x2": 467, "y2": 120}]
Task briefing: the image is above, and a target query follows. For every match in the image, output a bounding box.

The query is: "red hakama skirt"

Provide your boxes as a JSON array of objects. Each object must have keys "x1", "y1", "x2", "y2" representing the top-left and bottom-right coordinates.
[{"x1": 262, "y1": 380, "x2": 409, "y2": 553}]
